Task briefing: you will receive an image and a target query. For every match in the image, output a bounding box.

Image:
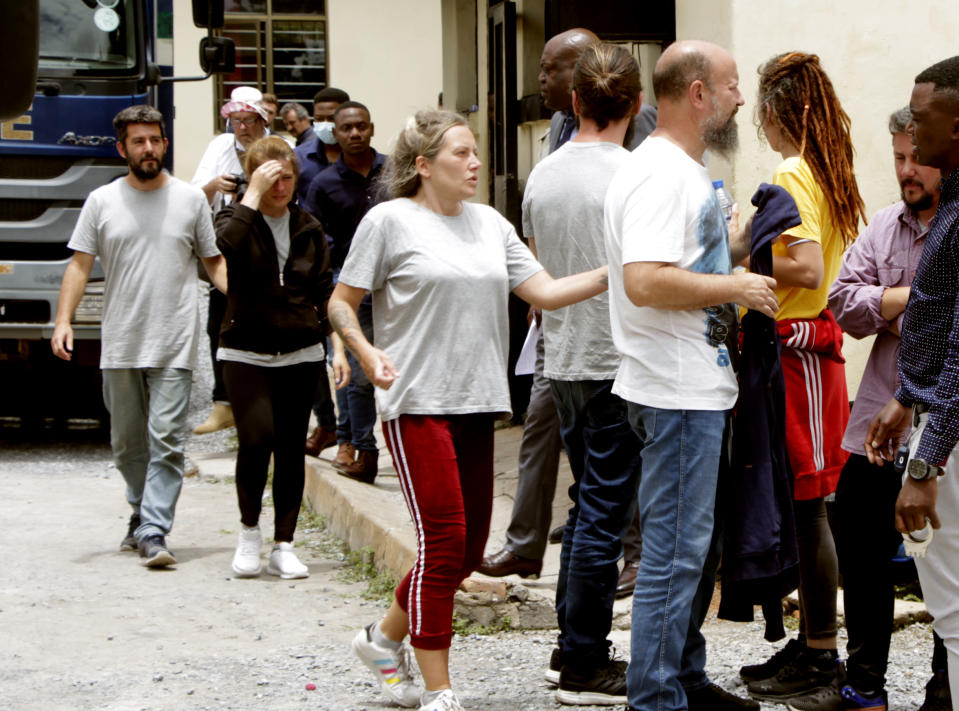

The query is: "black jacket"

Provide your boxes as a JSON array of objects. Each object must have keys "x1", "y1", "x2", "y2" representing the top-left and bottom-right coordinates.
[
  {"x1": 718, "y1": 184, "x2": 802, "y2": 641},
  {"x1": 214, "y1": 202, "x2": 333, "y2": 355}
]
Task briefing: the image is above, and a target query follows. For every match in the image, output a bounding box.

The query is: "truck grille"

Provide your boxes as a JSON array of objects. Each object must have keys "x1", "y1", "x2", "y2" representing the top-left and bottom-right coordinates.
[
  {"x1": 0, "y1": 242, "x2": 72, "y2": 260},
  {"x1": 0, "y1": 157, "x2": 77, "y2": 180},
  {"x1": 0, "y1": 300, "x2": 50, "y2": 323}
]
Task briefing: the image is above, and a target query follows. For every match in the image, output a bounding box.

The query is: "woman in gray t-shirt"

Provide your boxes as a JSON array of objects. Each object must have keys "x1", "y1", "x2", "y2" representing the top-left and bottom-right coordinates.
[{"x1": 329, "y1": 110, "x2": 608, "y2": 711}]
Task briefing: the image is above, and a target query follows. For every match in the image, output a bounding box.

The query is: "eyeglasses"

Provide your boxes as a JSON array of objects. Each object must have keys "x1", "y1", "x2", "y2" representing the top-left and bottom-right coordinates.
[{"x1": 230, "y1": 117, "x2": 261, "y2": 128}]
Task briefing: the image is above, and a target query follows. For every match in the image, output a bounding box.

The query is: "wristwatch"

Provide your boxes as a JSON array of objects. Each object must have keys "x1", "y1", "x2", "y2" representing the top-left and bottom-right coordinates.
[{"x1": 907, "y1": 457, "x2": 943, "y2": 482}]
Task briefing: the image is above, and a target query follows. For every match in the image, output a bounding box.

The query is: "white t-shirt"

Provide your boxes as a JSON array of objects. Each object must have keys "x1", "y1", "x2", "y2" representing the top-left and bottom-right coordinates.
[
  {"x1": 191, "y1": 132, "x2": 245, "y2": 212},
  {"x1": 67, "y1": 176, "x2": 220, "y2": 370},
  {"x1": 338, "y1": 198, "x2": 543, "y2": 421},
  {"x1": 522, "y1": 141, "x2": 627, "y2": 380},
  {"x1": 263, "y1": 211, "x2": 291, "y2": 280},
  {"x1": 604, "y1": 136, "x2": 738, "y2": 411}
]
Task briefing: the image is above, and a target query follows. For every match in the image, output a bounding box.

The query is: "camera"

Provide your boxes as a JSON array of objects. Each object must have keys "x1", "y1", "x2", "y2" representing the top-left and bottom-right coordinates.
[{"x1": 229, "y1": 172, "x2": 248, "y2": 201}]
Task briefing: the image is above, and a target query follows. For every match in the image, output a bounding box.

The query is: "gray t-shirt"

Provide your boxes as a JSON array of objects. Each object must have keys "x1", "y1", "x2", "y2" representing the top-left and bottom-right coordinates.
[
  {"x1": 338, "y1": 198, "x2": 543, "y2": 421},
  {"x1": 523, "y1": 141, "x2": 627, "y2": 380},
  {"x1": 67, "y1": 176, "x2": 220, "y2": 370}
]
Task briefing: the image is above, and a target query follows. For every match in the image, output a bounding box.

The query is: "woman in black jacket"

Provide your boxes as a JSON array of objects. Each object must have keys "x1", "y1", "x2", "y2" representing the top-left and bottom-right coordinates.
[{"x1": 214, "y1": 136, "x2": 348, "y2": 579}]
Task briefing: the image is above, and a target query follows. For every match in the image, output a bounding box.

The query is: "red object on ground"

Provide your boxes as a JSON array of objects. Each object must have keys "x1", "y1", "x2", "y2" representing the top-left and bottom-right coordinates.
[{"x1": 305, "y1": 683, "x2": 316, "y2": 691}]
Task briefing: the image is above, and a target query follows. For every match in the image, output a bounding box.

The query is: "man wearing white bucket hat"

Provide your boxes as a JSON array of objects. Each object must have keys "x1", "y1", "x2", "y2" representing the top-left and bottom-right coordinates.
[{"x1": 191, "y1": 86, "x2": 271, "y2": 435}]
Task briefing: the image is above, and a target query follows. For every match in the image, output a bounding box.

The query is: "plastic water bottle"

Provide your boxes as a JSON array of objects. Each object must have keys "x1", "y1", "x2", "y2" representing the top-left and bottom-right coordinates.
[
  {"x1": 903, "y1": 521, "x2": 934, "y2": 557},
  {"x1": 713, "y1": 179, "x2": 734, "y2": 224}
]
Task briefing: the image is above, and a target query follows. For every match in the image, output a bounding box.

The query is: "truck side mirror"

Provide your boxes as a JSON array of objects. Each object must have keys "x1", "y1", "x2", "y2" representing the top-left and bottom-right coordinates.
[
  {"x1": 192, "y1": 0, "x2": 224, "y2": 29},
  {"x1": 0, "y1": 0, "x2": 39, "y2": 121},
  {"x1": 199, "y1": 36, "x2": 236, "y2": 75}
]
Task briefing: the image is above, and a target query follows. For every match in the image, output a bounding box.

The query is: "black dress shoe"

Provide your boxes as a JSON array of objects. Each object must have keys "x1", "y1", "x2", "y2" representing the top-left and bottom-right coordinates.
[
  {"x1": 548, "y1": 525, "x2": 565, "y2": 544},
  {"x1": 688, "y1": 682, "x2": 759, "y2": 710},
  {"x1": 477, "y1": 548, "x2": 542, "y2": 578},
  {"x1": 615, "y1": 561, "x2": 639, "y2": 598}
]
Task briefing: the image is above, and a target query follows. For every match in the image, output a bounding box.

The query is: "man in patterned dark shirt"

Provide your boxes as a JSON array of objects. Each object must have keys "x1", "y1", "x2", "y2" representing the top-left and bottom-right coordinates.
[{"x1": 866, "y1": 55, "x2": 959, "y2": 702}]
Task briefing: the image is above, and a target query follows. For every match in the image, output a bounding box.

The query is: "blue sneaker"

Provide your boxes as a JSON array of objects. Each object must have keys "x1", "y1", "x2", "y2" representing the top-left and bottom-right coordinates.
[
  {"x1": 786, "y1": 672, "x2": 886, "y2": 711},
  {"x1": 840, "y1": 685, "x2": 886, "y2": 709}
]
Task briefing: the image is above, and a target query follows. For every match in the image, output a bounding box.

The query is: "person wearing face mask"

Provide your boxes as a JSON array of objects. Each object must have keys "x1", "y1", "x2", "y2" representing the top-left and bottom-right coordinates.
[
  {"x1": 293, "y1": 87, "x2": 352, "y2": 459},
  {"x1": 305, "y1": 101, "x2": 386, "y2": 482},
  {"x1": 293, "y1": 86, "x2": 350, "y2": 205}
]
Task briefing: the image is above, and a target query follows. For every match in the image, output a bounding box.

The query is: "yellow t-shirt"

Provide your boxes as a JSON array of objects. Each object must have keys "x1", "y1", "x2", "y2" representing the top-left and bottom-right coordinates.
[{"x1": 771, "y1": 156, "x2": 846, "y2": 320}]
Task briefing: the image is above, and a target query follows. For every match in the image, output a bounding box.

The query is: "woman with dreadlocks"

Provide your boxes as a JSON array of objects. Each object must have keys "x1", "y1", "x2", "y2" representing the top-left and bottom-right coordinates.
[{"x1": 741, "y1": 52, "x2": 866, "y2": 706}]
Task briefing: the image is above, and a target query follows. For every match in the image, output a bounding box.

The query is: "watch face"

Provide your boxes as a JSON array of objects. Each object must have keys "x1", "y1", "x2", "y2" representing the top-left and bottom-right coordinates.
[{"x1": 907, "y1": 458, "x2": 930, "y2": 481}]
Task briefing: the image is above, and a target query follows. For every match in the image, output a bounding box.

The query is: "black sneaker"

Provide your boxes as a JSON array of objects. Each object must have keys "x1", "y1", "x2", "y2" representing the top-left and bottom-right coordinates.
[
  {"x1": 556, "y1": 658, "x2": 627, "y2": 706},
  {"x1": 919, "y1": 670, "x2": 952, "y2": 711},
  {"x1": 687, "y1": 682, "x2": 760, "y2": 711},
  {"x1": 748, "y1": 649, "x2": 839, "y2": 701},
  {"x1": 740, "y1": 637, "x2": 803, "y2": 682},
  {"x1": 120, "y1": 513, "x2": 141, "y2": 551},
  {"x1": 545, "y1": 647, "x2": 562, "y2": 686},
  {"x1": 138, "y1": 535, "x2": 176, "y2": 568}
]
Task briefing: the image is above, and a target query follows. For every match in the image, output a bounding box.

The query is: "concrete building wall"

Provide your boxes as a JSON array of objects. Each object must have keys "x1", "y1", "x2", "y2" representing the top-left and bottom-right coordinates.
[
  {"x1": 327, "y1": 0, "x2": 444, "y2": 154},
  {"x1": 676, "y1": 0, "x2": 959, "y2": 396},
  {"x1": 172, "y1": 3, "x2": 212, "y2": 182}
]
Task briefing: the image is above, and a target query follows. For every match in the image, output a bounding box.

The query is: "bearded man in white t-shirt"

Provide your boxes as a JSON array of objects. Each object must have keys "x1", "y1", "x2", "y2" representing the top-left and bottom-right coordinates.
[{"x1": 604, "y1": 40, "x2": 777, "y2": 711}]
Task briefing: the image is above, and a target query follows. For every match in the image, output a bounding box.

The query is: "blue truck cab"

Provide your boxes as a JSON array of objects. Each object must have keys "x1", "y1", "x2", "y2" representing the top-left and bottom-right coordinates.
[{"x1": 0, "y1": 0, "x2": 217, "y2": 426}]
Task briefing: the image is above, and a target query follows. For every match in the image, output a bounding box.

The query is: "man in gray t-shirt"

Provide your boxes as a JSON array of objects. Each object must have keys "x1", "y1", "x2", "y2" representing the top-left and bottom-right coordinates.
[
  {"x1": 52, "y1": 106, "x2": 226, "y2": 568},
  {"x1": 519, "y1": 44, "x2": 644, "y2": 705}
]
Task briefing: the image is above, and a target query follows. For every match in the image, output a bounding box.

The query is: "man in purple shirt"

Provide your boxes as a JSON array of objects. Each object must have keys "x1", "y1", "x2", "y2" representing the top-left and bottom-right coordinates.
[
  {"x1": 787, "y1": 109, "x2": 943, "y2": 711},
  {"x1": 866, "y1": 56, "x2": 959, "y2": 711}
]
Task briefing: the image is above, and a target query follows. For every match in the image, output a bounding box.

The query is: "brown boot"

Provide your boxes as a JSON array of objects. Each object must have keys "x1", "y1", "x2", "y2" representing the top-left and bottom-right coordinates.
[
  {"x1": 193, "y1": 403, "x2": 235, "y2": 434},
  {"x1": 305, "y1": 426, "x2": 337, "y2": 457},
  {"x1": 332, "y1": 442, "x2": 355, "y2": 469},
  {"x1": 334, "y1": 449, "x2": 378, "y2": 484}
]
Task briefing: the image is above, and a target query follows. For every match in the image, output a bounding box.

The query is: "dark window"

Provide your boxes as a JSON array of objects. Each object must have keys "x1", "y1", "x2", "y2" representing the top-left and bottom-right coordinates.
[{"x1": 215, "y1": 2, "x2": 327, "y2": 131}]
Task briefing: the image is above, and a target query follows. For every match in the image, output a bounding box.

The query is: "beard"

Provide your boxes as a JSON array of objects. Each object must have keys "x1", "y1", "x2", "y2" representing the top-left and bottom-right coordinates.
[
  {"x1": 128, "y1": 154, "x2": 163, "y2": 181},
  {"x1": 703, "y1": 100, "x2": 739, "y2": 159},
  {"x1": 901, "y1": 181, "x2": 935, "y2": 212}
]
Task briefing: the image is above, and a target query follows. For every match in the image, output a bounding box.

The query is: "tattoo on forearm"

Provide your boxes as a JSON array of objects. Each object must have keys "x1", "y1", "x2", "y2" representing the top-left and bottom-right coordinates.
[{"x1": 328, "y1": 301, "x2": 365, "y2": 356}]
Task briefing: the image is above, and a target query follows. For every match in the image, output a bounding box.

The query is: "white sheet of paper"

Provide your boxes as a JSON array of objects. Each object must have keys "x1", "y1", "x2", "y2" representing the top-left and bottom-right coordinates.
[{"x1": 514, "y1": 321, "x2": 538, "y2": 375}]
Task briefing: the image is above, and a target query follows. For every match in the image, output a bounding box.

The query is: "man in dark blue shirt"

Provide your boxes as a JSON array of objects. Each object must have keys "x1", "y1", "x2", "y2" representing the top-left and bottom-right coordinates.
[
  {"x1": 293, "y1": 87, "x2": 349, "y2": 205},
  {"x1": 297, "y1": 89, "x2": 350, "y2": 459},
  {"x1": 305, "y1": 101, "x2": 385, "y2": 484},
  {"x1": 866, "y1": 55, "x2": 959, "y2": 701}
]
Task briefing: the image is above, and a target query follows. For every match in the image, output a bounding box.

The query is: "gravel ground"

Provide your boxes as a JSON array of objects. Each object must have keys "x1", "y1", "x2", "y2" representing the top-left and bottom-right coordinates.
[
  {"x1": 0, "y1": 289, "x2": 939, "y2": 710},
  {"x1": 0, "y1": 456, "x2": 938, "y2": 711}
]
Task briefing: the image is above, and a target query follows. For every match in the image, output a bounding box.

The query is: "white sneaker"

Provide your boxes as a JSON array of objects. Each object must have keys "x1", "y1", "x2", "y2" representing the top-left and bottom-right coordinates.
[
  {"x1": 351, "y1": 624, "x2": 421, "y2": 708},
  {"x1": 266, "y1": 542, "x2": 309, "y2": 579},
  {"x1": 418, "y1": 689, "x2": 464, "y2": 711},
  {"x1": 231, "y1": 525, "x2": 262, "y2": 577}
]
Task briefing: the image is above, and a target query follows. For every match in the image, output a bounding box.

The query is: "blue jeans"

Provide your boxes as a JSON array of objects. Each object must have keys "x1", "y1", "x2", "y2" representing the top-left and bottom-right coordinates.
[
  {"x1": 310, "y1": 337, "x2": 337, "y2": 431},
  {"x1": 102, "y1": 368, "x2": 192, "y2": 540},
  {"x1": 551, "y1": 380, "x2": 642, "y2": 668},
  {"x1": 626, "y1": 404, "x2": 726, "y2": 711},
  {"x1": 342, "y1": 296, "x2": 378, "y2": 453}
]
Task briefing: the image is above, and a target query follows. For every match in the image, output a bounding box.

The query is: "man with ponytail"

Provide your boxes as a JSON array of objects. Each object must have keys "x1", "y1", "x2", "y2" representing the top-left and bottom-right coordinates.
[{"x1": 521, "y1": 42, "x2": 642, "y2": 706}]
